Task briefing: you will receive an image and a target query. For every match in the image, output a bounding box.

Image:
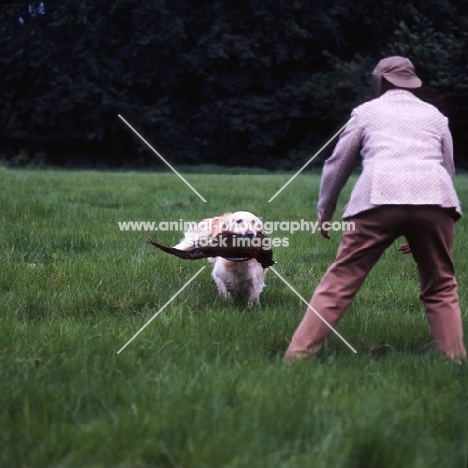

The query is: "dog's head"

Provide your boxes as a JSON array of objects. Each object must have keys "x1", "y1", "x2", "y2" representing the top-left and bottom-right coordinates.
[{"x1": 214, "y1": 211, "x2": 264, "y2": 237}]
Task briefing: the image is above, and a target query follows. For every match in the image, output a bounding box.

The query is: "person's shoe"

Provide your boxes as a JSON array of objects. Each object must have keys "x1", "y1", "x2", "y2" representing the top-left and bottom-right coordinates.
[{"x1": 282, "y1": 351, "x2": 310, "y2": 364}]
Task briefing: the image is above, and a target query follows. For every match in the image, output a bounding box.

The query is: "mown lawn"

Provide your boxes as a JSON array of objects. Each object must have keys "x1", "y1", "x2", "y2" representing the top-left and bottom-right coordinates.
[{"x1": 0, "y1": 165, "x2": 467, "y2": 468}]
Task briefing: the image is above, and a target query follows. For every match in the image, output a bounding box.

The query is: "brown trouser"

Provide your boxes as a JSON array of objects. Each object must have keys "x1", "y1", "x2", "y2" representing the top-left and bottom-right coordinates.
[{"x1": 285, "y1": 205, "x2": 466, "y2": 360}]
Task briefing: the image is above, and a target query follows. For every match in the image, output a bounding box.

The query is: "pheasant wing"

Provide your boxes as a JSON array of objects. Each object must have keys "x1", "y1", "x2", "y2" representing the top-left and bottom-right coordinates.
[{"x1": 146, "y1": 233, "x2": 275, "y2": 268}]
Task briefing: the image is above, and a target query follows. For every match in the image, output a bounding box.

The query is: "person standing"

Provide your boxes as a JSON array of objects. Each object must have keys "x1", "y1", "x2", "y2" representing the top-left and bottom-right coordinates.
[{"x1": 285, "y1": 56, "x2": 466, "y2": 362}]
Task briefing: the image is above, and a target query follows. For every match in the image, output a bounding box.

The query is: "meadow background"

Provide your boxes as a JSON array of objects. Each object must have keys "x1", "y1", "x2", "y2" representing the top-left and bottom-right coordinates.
[{"x1": 0, "y1": 165, "x2": 467, "y2": 467}]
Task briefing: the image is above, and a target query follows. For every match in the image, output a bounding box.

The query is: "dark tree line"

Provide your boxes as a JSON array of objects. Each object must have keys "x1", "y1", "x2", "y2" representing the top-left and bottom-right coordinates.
[{"x1": 1, "y1": 0, "x2": 468, "y2": 169}]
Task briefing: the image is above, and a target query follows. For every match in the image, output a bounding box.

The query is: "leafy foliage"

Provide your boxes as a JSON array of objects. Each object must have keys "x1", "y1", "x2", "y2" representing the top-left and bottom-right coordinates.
[{"x1": 1, "y1": 0, "x2": 468, "y2": 167}]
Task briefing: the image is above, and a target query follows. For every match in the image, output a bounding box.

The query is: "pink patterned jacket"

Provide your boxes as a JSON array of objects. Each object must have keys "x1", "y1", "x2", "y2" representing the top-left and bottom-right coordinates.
[{"x1": 318, "y1": 89, "x2": 462, "y2": 220}]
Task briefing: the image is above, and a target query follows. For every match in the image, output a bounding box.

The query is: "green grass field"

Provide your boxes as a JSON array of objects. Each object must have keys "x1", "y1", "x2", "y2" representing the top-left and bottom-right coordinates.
[{"x1": 1, "y1": 165, "x2": 467, "y2": 468}]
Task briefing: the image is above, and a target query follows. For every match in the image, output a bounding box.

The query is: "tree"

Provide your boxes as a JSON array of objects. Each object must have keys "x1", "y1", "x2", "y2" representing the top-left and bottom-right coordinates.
[{"x1": 1, "y1": 0, "x2": 467, "y2": 167}]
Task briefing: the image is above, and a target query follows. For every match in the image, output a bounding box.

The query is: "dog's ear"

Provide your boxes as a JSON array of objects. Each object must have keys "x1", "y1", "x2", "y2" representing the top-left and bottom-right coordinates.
[
  {"x1": 250, "y1": 215, "x2": 264, "y2": 234},
  {"x1": 210, "y1": 217, "x2": 222, "y2": 237},
  {"x1": 256, "y1": 218, "x2": 265, "y2": 234},
  {"x1": 212, "y1": 213, "x2": 232, "y2": 237}
]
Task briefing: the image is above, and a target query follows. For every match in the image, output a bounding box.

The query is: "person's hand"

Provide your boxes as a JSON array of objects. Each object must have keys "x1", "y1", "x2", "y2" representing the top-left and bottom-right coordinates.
[
  {"x1": 318, "y1": 219, "x2": 331, "y2": 239},
  {"x1": 398, "y1": 243, "x2": 411, "y2": 255}
]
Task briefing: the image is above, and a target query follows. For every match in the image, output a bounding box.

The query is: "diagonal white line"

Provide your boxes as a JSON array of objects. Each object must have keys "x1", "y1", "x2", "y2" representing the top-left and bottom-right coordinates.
[
  {"x1": 117, "y1": 266, "x2": 206, "y2": 354},
  {"x1": 268, "y1": 116, "x2": 355, "y2": 202},
  {"x1": 118, "y1": 114, "x2": 207, "y2": 202},
  {"x1": 269, "y1": 266, "x2": 357, "y2": 353}
]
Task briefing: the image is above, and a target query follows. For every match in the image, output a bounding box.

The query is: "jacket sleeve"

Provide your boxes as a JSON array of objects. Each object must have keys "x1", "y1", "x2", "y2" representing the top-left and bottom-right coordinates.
[
  {"x1": 317, "y1": 112, "x2": 363, "y2": 220},
  {"x1": 440, "y1": 118, "x2": 455, "y2": 179}
]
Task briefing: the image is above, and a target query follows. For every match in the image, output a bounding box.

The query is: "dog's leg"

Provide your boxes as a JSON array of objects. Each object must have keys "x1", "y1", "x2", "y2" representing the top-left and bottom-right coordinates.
[
  {"x1": 215, "y1": 280, "x2": 233, "y2": 302},
  {"x1": 247, "y1": 282, "x2": 261, "y2": 307},
  {"x1": 212, "y1": 270, "x2": 233, "y2": 302},
  {"x1": 247, "y1": 294, "x2": 260, "y2": 308},
  {"x1": 246, "y1": 266, "x2": 266, "y2": 307}
]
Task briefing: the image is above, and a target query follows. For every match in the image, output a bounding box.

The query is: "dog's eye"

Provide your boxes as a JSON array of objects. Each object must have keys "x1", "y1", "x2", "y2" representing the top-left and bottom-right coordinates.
[{"x1": 236, "y1": 219, "x2": 243, "y2": 224}]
